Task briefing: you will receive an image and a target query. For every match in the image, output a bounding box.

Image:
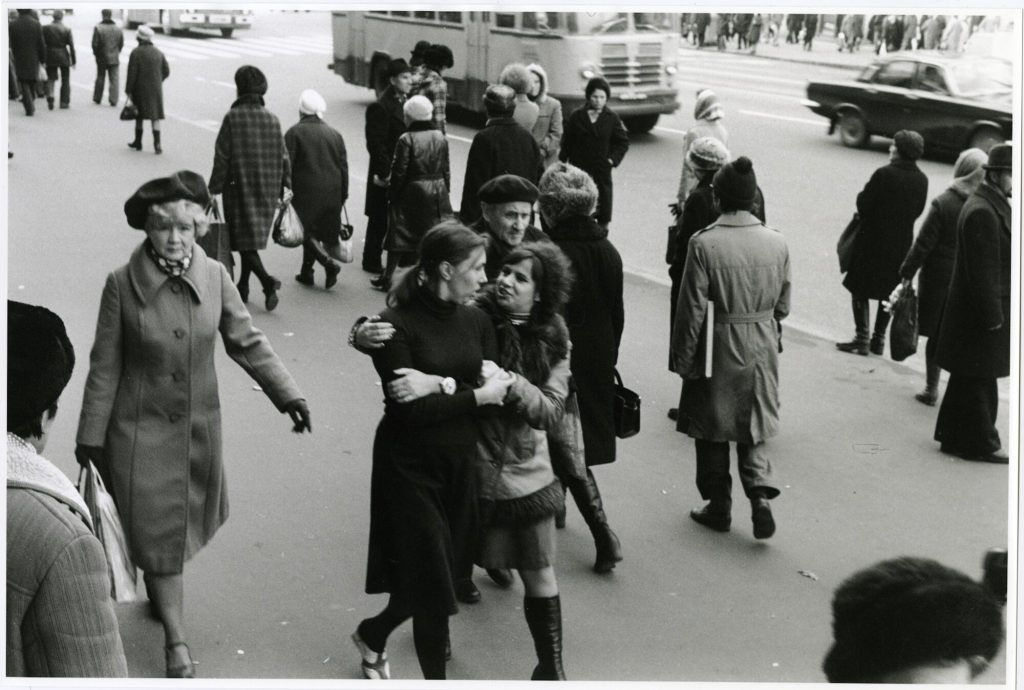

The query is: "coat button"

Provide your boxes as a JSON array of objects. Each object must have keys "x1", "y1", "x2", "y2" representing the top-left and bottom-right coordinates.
[
  {"x1": 172, "y1": 371, "x2": 185, "y2": 382},
  {"x1": 174, "y1": 328, "x2": 185, "y2": 338},
  {"x1": 171, "y1": 284, "x2": 181, "y2": 294},
  {"x1": 169, "y1": 413, "x2": 182, "y2": 423}
]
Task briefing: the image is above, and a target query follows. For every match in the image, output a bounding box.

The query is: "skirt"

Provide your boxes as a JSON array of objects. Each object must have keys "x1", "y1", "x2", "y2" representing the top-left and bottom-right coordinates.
[{"x1": 478, "y1": 516, "x2": 556, "y2": 570}]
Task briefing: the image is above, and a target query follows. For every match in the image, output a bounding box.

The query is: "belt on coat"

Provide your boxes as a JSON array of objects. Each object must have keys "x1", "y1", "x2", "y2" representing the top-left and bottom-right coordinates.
[{"x1": 714, "y1": 308, "x2": 774, "y2": 324}]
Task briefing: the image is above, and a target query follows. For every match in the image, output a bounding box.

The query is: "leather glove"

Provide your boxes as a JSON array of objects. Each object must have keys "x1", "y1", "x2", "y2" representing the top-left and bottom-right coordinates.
[
  {"x1": 669, "y1": 202, "x2": 682, "y2": 219},
  {"x1": 285, "y1": 399, "x2": 311, "y2": 433},
  {"x1": 75, "y1": 444, "x2": 105, "y2": 469}
]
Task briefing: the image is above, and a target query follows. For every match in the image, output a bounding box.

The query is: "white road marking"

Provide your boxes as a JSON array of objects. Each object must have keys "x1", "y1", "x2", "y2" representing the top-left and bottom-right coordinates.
[{"x1": 737, "y1": 109, "x2": 825, "y2": 126}]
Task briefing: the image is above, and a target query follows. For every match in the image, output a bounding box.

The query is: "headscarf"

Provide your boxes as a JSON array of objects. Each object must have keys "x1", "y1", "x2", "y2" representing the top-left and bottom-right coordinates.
[
  {"x1": 299, "y1": 89, "x2": 326, "y2": 119},
  {"x1": 949, "y1": 147, "x2": 988, "y2": 198}
]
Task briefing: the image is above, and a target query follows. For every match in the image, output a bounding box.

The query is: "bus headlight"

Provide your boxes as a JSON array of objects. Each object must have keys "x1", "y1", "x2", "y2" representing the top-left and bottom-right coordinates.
[
  {"x1": 580, "y1": 63, "x2": 597, "y2": 80},
  {"x1": 665, "y1": 64, "x2": 678, "y2": 76}
]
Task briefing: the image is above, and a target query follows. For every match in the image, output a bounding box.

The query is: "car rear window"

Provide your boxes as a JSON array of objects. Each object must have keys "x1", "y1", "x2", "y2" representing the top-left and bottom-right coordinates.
[{"x1": 949, "y1": 58, "x2": 1013, "y2": 97}]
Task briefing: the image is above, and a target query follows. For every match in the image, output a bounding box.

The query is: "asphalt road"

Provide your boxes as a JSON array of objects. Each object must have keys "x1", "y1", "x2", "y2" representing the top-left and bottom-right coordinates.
[{"x1": 4, "y1": 9, "x2": 1015, "y2": 687}]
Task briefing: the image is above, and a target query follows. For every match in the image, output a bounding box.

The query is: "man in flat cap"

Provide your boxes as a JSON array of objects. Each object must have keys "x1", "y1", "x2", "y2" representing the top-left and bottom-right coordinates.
[
  {"x1": 837, "y1": 129, "x2": 928, "y2": 356},
  {"x1": 7, "y1": 301, "x2": 128, "y2": 677},
  {"x1": 460, "y1": 84, "x2": 544, "y2": 225},
  {"x1": 933, "y1": 143, "x2": 1013, "y2": 463},
  {"x1": 470, "y1": 174, "x2": 549, "y2": 281}
]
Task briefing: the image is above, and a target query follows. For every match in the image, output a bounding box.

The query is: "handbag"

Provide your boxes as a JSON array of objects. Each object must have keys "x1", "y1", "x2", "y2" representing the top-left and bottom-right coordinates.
[
  {"x1": 836, "y1": 212, "x2": 860, "y2": 273},
  {"x1": 196, "y1": 195, "x2": 234, "y2": 278},
  {"x1": 613, "y1": 368, "x2": 641, "y2": 439},
  {"x1": 78, "y1": 462, "x2": 137, "y2": 603},
  {"x1": 119, "y1": 100, "x2": 139, "y2": 122},
  {"x1": 889, "y1": 285, "x2": 919, "y2": 362},
  {"x1": 547, "y1": 385, "x2": 587, "y2": 481},
  {"x1": 271, "y1": 195, "x2": 304, "y2": 248}
]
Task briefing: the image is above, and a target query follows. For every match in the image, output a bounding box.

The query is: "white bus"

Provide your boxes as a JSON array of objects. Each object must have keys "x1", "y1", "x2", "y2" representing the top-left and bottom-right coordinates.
[
  {"x1": 330, "y1": 10, "x2": 680, "y2": 133},
  {"x1": 124, "y1": 9, "x2": 253, "y2": 38}
]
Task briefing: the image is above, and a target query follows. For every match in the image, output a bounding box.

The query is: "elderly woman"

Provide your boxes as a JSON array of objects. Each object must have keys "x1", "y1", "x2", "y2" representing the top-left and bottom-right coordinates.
[
  {"x1": 675, "y1": 89, "x2": 728, "y2": 209},
  {"x1": 75, "y1": 171, "x2": 311, "y2": 679},
  {"x1": 537, "y1": 163, "x2": 624, "y2": 574},
  {"x1": 352, "y1": 223, "x2": 512, "y2": 680},
  {"x1": 386, "y1": 242, "x2": 575, "y2": 679},
  {"x1": 499, "y1": 62, "x2": 540, "y2": 132},
  {"x1": 897, "y1": 148, "x2": 987, "y2": 406},
  {"x1": 125, "y1": 25, "x2": 168, "y2": 154},
  {"x1": 526, "y1": 63, "x2": 563, "y2": 169},
  {"x1": 209, "y1": 65, "x2": 292, "y2": 312}
]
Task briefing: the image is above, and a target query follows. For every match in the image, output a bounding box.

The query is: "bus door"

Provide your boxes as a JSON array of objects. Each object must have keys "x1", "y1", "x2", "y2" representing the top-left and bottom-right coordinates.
[{"x1": 463, "y1": 12, "x2": 490, "y2": 110}]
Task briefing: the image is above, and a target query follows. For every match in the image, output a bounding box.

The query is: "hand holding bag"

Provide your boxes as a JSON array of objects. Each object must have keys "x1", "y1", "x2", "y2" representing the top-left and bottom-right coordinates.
[
  {"x1": 119, "y1": 99, "x2": 139, "y2": 122},
  {"x1": 547, "y1": 384, "x2": 587, "y2": 481},
  {"x1": 78, "y1": 462, "x2": 137, "y2": 602},
  {"x1": 334, "y1": 205, "x2": 355, "y2": 263},
  {"x1": 271, "y1": 190, "x2": 304, "y2": 248},
  {"x1": 888, "y1": 284, "x2": 919, "y2": 362},
  {"x1": 613, "y1": 368, "x2": 641, "y2": 439}
]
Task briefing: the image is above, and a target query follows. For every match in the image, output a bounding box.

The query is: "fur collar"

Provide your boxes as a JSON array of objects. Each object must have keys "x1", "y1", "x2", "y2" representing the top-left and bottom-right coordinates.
[
  {"x1": 7, "y1": 433, "x2": 92, "y2": 529},
  {"x1": 475, "y1": 286, "x2": 569, "y2": 385}
]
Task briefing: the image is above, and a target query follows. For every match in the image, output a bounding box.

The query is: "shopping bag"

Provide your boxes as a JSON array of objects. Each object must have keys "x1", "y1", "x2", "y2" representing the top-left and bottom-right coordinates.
[
  {"x1": 547, "y1": 386, "x2": 587, "y2": 481},
  {"x1": 889, "y1": 285, "x2": 919, "y2": 362},
  {"x1": 78, "y1": 463, "x2": 137, "y2": 602},
  {"x1": 271, "y1": 194, "x2": 304, "y2": 248},
  {"x1": 312, "y1": 205, "x2": 356, "y2": 263},
  {"x1": 613, "y1": 368, "x2": 641, "y2": 439},
  {"x1": 197, "y1": 194, "x2": 234, "y2": 278}
]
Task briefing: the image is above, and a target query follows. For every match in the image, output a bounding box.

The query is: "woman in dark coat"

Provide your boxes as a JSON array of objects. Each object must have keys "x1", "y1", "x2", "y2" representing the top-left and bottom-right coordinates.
[
  {"x1": 380, "y1": 94, "x2": 453, "y2": 289},
  {"x1": 208, "y1": 65, "x2": 292, "y2": 312},
  {"x1": 897, "y1": 148, "x2": 986, "y2": 405},
  {"x1": 125, "y1": 25, "x2": 168, "y2": 153},
  {"x1": 75, "y1": 171, "x2": 310, "y2": 678},
  {"x1": 558, "y1": 77, "x2": 629, "y2": 227},
  {"x1": 838, "y1": 130, "x2": 928, "y2": 356},
  {"x1": 285, "y1": 88, "x2": 348, "y2": 289},
  {"x1": 538, "y1": 162, "x2": 624, "y2": 574}
]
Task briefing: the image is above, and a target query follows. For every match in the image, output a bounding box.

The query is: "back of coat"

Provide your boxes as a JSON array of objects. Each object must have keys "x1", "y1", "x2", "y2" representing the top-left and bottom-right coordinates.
[
  {"x1": 125, "y1": 43, "x2": 168, "y2": 120},
  {"x1": 285, "y1": 116, "x2": 348, "y2": 225},
  {"x1": 9, "y1": 14, "x2": 44, "y2": 79}
]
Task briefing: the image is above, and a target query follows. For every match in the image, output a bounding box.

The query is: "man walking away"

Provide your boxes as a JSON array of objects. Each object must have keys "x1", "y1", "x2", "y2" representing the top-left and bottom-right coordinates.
[
  {"x1": 8, "y1": 9, "x2": 45, "y2": 116},
  {"x1": 42, "y1": 10, "x2": 74, "y2": 110},
  {"x1": 92, "y1": 9, "x2": 123, "y2": 106}
]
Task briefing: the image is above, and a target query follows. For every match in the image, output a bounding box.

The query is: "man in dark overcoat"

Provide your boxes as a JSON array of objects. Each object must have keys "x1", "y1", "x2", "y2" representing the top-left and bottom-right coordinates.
[
  {"x1": 8, "y1": 9, "x2": 45, "y2": 116},
  {"x1": 42, "y1": 10, "x2": 74, "y2": 110},
  {"x1": 933, "y1": 144, "x2": 1012, "y2": 464},
  {"x1": 209, "y1": 65, "x2": 292, "y2": 312},
  {"x1": 91, "y1": 9, "x2": 122, "y2": 106},
  {"x1": 363, "y1": 58, "x2": 410, "y2": 276},
  {"x1": 837, "y1": 130, "x2": 928, "y2": 355},
  {"x1": 459, "y1": 84, "x2": 543, "y2": 226}
]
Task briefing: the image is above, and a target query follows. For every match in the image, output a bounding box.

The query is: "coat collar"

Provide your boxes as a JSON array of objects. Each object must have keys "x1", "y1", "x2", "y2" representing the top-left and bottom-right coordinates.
[
  {"x1": 975, "y1": 180, "x2": 1011, "y2": 232},
  {"x1": 544, "y1": 214, "x2": 608, "y2": 242},
  {"x1": 890, "y1": 158, "x2": 920, "y2": 172},
  {"x1": 709, "y1": 210, "x2": 762, "y2": 227},
  {"x1": 7, "y1": 433, "x2": 92, "y2": 530},
  {"x1": 127, "y1": 241, "x2": 207, "y2": 306},
  {"x1": 485, "y1": 116, "x2": 518, "y2": 128},
  {"x1": 407, "y1": 120, "x2": 435, "y2": 132}
]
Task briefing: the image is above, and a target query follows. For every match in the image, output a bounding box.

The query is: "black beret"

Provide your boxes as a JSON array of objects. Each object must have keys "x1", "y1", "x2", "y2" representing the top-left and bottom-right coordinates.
[
  {"x1": 7, "y1": 301, "x2": 75, "y2": 432},
  {"x1": 478, "y1": 174, "x2": 539, "y2": 204},
  {"x1": 234, "y1": 64, "x2": 268, "y2": 96},
  {"x1": 387, "y1": 58, "x2": 411, "y2": 78},
  {"x1": 124, "y1": 170, "x2": 211, "y2": 230}
]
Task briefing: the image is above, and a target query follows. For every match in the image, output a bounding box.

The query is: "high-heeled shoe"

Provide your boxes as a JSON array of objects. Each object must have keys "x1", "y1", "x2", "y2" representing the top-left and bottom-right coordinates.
[
  {"x1": 165, "y1": 641, "x2": 195, "y2": 678},
  {"x1": 352, "y1": 628, "x2": 390, "y2": 680}
]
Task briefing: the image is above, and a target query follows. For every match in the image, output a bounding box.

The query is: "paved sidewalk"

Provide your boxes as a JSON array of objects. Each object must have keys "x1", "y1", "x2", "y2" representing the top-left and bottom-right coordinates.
[{"x1": 681, "y1": 34, "x2": 878, "y2": 71}]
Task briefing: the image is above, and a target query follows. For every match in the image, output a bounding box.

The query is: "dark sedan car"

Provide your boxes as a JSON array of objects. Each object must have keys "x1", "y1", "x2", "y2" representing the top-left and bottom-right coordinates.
[{"x1": 803, "y1": 52, "x2": 1013, "y2": 154}]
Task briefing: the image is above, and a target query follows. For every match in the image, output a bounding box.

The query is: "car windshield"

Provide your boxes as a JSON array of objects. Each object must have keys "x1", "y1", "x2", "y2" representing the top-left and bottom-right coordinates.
[{"x1": 949, "y1": 58, "x2": 1013, "y2": 97}]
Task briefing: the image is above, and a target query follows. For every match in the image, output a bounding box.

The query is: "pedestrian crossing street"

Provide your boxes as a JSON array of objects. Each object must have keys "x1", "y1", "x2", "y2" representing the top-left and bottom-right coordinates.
[{"x1": 117, "y1": 32, "x2": 333, "y2": 62}]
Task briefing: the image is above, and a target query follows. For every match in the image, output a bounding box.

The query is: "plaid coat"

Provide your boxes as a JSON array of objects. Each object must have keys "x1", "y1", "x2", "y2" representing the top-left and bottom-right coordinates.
[{"x1": 209, "y1": 95, "x2": 292, "y2": 251}]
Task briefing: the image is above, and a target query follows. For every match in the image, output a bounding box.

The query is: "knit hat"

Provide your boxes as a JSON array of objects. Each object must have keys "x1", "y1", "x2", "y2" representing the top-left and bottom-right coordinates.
[
  {"x1": 713, "y1": 156, "x2": 758, "y2": 207},
  {"x1": 983, "y1": 143, "x2": 1012, "y2": 171},
  {"x1": 893, "y1": 130, "x2": 925, "y2": 161},
  {"x1": 483, "y1": 84, "x2": 516, "y2": 117},
  {"x1": 403, "y1": 94, "x2": 433, "y2": 122},
  {"x1": 125, "y1": 170, "x2": 211, "y2": 230},
  {"x1": 137, "y1": 24, "x2": 155, "y2": 42},
  {"x1": 694, "y1": 89, "x2": 723, "y2": 121},
  {"x1": 7, "y1": 301, "x2": 75, "y2": 433},
  {"x1": 234, "y1": 65, "x2": 268, "y2": 96},
  {"x1": 538, "y1": 163, "x2": 599, "y2": 222},
  {"x1": 478, "y1": 175, "x2": 539, "y2": 205},
  {"x1": 387, "y1": 58, "x2": 411, "y2": 78},
  {"x1": 299, "y1": 89, "x2": 326, "y2": 118},
  {"x1": 585, "y1": 77, "x2": 611, "y2": 101},
  {"x1": 687, "y1": 137, "x2": 730, "y2": 172}
]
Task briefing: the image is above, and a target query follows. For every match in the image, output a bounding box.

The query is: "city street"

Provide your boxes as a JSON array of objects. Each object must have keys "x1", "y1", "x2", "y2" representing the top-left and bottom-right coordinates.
[{"x1": 5, "y1": 10, "x2": 1014, "y2": 686}]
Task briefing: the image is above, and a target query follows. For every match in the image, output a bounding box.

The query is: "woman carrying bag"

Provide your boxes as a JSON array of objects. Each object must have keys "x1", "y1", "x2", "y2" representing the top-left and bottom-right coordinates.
[{"x1": 124, "y1": 25, "x2": 168, "y2": 154}]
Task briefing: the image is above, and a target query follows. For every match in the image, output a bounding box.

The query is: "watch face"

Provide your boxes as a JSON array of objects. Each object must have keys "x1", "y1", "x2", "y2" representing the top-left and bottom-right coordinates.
[{"x1": 442, "y1": 377, "x2": 456, "y2": 395}]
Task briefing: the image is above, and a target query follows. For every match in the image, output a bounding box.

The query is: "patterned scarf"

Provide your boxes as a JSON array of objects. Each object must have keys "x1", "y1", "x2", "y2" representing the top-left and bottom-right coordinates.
[{"x1": 145, "y1": 239, "x2": 192, "y2": 278}]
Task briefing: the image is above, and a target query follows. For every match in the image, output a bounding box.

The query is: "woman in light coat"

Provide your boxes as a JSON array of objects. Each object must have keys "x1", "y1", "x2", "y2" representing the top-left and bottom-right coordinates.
[
  {"x1": 76, "y1": 171, "x2": 310, "y2": 679},
  {"x1": 526, "y1": 63, "x2": 563, "y2": 169}
]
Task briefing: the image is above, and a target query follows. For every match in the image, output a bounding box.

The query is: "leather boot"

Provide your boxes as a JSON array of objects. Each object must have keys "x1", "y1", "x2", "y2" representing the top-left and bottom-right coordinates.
[
  {"x1": 554, "y1": 482, "x2": 567, "y2": 529},
  {"x1": 836, "y1": 298, "x2": 869, "y2": 355},
  {"x1": 128, "y1": 125, "x2": 143, "y2": 151},
  {"x1": 153, "y1": 130, "x2": 162, "y2": 154},
  {"x1": 524, "y1": 595, "x2": 566, "y2": 680},
  {"x1": 567, "y1": 470, "x2": 622, "y2": 573}
]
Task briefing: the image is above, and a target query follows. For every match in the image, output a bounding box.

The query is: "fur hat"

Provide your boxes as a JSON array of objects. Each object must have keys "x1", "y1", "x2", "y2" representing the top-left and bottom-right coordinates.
[
  {"x1": 893, "y1": 130, "x2": 925, "y2": 161},
  {"x1": 125, "y1": 170, "x2": 211, "y2": 229},
  {"x1": 713, "y1": 156, "x2": 758, "y2": 208},
  {"x1": 137, "y1": 24, "x2": 155, "y2": 42},
  {"x1": 538, "y1": 163, "x2": 598, "y2": 222},
  {"x1": 403, "y1": 94, "x2": 433, "y2": 122},
  {"x1": 688, "y1": 137, "x2": 730, "y2": 172},
  {"x1": 387, "y1": 58, "x2": 411, "y2": 78},
  {"x1": 585, "y1": 77, "x2": 611, "y2": 101},
  {"x1": 299, "y1": 88, "x2": 326, "y2": 118},
  {"x1": 423, "y1": 43, "x2": 454, "y2": 70},
  {"x1": 234, "y1": 65, "x2": 268, "y2": 96},
  {"x1": 479, "y1": 175, "x2": 539, "y2": 205},
  {"x1": 694, "y1": 89, "x2": 723, "y2": 121},
  {"x1": 483, "y1": 84, "x2": 516, "y2": 117},
  {"x1": 7, "y1": 301, "x2": 75, "y2": 433},
  {"x1": 983, "y1": 143, "x2": 1012, "y2": 171},
  {"x1": 499, "y1": 63, "x2": 532, "y2": 96}
]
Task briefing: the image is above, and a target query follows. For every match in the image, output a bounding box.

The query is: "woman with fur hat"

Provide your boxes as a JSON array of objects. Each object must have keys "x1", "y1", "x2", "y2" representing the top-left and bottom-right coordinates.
[
  {"x1": 537, "y1": 162, "x2": 625, "y2": 574},
  {"x1": 411, "y1": 43, "x2": 453, "y2": 134},
  {"x1": 76, "y1": 171, "x2": 311, "y2": 678},
  {"x1": 526, "y1": 62, "x2": 563, "y2": 169},
  {"x1": 125, "y1": 24, "x2": 168, "y2": 153},
  {"x1": 675, "y1": 89, "x2": 729, "y2": 209},
  {"x1": 558, "y1": 77, "x2": 630, "y2": 227},
  {"x1": 385, "y1": 241, "x2": 576, "y2": 679}
]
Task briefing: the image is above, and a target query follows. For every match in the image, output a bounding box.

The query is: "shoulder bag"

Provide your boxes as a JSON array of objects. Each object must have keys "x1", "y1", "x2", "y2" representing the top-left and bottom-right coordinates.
[{"x1": 613, "y1": 368, "x2": 641, "y2": 439}]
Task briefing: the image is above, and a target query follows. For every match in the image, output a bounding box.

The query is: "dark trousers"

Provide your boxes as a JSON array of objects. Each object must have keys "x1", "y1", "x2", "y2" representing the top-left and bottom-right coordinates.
[
  {"x1": 851, "y1": 297, "x2": 891, "y2": 343},
  {"x1": 694, "y1": 439, "x2": 779, "y2": 505},
  {"x1": 45, "y1": 64, "x2": 70, "y2": 106},
  {"x1": 934, "y1": 374, "x2": 1000, "y2": 456},
  {"x1": 17, "y1": 79, "x2": 37, "y2": 115},
  {"x1": 363, "y1": 186, "x2": 388, "y2": 272},
  {"x1": 93, "y1": 61, "x2": 119, "y2": 105}
]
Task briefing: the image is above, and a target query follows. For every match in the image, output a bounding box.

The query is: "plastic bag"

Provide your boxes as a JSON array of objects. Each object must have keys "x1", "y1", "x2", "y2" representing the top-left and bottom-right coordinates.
[
  {"x1": 79, "y1": 463, "x2": 137, "y2": 602},
  {"x1": 271, "y1": 194, "x2": 304, "y2": 248},
  {"x1": 889, "y1": 285, "x2": 919, "y2": 362}
]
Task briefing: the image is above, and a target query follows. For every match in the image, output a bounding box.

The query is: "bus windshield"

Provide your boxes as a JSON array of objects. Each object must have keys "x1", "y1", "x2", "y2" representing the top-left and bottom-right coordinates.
[{"x1": 519, "y1": 12, "x2": 672, "y2": 35}]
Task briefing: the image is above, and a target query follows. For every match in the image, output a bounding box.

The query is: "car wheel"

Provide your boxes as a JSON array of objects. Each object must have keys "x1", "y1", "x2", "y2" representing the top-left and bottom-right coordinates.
[
  {"x1": 838, "y1": 112, "x2": 869, "y2": 148},
  {"x1": 623, "y1": 114, "x2": 659, "y2": 134},
  {"x1": 968, "y1": 126, "x2": 1004, "y2": 153},
  {"x1": 220, "y1": 28, "x2": 234, "y2": 38}
]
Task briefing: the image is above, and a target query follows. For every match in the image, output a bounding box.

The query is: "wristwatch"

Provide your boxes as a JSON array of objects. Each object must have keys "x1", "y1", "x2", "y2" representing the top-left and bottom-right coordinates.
[{"x1": 439, "y1": 377, "x2": 456, "y2": 395}]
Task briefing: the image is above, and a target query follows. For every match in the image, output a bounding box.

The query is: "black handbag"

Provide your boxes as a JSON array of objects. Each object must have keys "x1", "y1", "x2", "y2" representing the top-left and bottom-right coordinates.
[
  {"x1": 119, "y1": 101, "x2": 139, "y2": 121},
  {"x1": 613, "y1": 369, "x2": 641, "y2": 439},
  {"x1": 889, "y1": 285, "x2": 919, "y2": 362},
  {"x1": 836, "y1": 212, "x2": 860, "y2": 273}
]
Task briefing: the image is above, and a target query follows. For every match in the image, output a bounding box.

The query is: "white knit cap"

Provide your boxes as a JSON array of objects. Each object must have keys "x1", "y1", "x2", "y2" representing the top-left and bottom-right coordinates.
[
  {"x1": 403, "y1": 94, "x2": 434, "y2": 122},
  {"x1": 299, "y1": 89, "x2": 326, "y2": 118},
  {"x1": 137, "y1": 24, "x2": 155, "y2": 42}
]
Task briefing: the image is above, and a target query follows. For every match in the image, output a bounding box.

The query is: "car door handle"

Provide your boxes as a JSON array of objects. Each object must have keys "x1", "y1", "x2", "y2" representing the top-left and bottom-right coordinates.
[{"x1": 905, "y1": 93, "x2": 919, "y2": 100}]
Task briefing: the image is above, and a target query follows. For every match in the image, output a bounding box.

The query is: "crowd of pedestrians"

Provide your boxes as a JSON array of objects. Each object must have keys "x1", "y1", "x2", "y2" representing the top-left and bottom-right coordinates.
[{"x1": 6, "y1": 12, "x2": 1012, "y2": 684}]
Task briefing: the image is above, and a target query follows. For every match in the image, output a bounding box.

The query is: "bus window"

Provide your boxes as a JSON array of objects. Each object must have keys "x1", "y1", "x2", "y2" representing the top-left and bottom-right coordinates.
[
  {"x1": 413, "y1": 11, "x2": 436, "y2": 21},
  {"x1": 495, "y1": 13, "x2": 517, "y2": 29},
  {"x1": 391, "y1": 11, "x2": 409, "y2": 17},
  {"x1": 633, "y1": 13, "x2": 674, "y2": 32},
  {"x1": 523, "y1": 12, "x2": 560, "y2": 31},
  {"x1": 574, "y1": 12, "x2": 630, "y2": 34},
  {"x1": 437, "y1": 11, "x2": 462, "y2": 24}
]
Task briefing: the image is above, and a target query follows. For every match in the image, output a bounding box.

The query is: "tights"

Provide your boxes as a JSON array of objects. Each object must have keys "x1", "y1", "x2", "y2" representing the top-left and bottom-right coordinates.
[
  {"x1": 238, "y1": 250, "x2": 272, "y2": 290},
  {"x1": 359, "y1": 593, "x2": 448, "y2": 680}
]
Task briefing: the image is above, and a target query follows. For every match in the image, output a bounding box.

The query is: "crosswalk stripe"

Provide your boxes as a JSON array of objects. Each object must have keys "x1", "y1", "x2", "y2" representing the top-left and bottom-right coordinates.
[
  {"x1": 157, "y1": 39, "x2": 249, "y2": 58},
  {"x1": 262, "y1": 35, "x2": 333, "y2": 51},
  {"x1": 189, "y1": 37, "x2": 276, "y2": 57},
  {"x1": 234, "y1": 37, "x2": 304, "y2": 55},
  {"x1": 111, "y1": 33, "x2": 335, "y2": 63}
]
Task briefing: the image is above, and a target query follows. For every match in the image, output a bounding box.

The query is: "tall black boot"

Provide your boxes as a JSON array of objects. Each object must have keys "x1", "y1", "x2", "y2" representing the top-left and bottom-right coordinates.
[
  {"x1": 836, "y1": 297, "x2": 870, "y2": 355},
  {"x1": 128, "y1": 123, "x2": 143, "y2": 151},
  {"x1": 153, "y1": 130, "x2": 162, "y2": 155},
  {"x1": 524, "y1": 595, "x2": 566, "y2": 680},
  {"x1": 567, "y1": 470, "x2": 622, "y2": 573}
]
